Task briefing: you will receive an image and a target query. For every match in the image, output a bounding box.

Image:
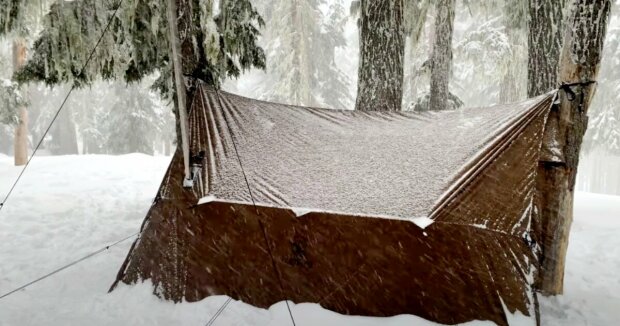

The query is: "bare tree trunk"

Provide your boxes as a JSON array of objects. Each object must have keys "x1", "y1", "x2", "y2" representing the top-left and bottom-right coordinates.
[
  {"x1": 164, "y1": 139, "x2": 171, "y2": 156},
  {"x1": 404, "y1": 0, "x2": 431, "y2": 106},
  {"x1": 50, "y1": 106, "x2": 79, "y2": 155},
  {"x1": 0, "y1": 126, "x2": 12, "y2": 154},
  {"x1": 428, "y1": 0, "x2": 455, "y2": 111},
  {"x1": 536, "y1": 0, "x2": 612, "y2": 295},
  {"x1": 499, "y1": 67, "x2": 519, "y2": 104},
  {"x1": 291, "y1": 0, "x2": 313, "y2": 106},
  {"x1": 12, "y1": 39, "x2": 28, "y2": 166},
  {"x1": 500, "y1": 28, "x2": 527, "y2": 104},
  {"x1": 355, "y1": 0, "x2": 405, "y2": 111},
  {"x1": 527, "y1": 0, "x2": 566, "y2": 97}
]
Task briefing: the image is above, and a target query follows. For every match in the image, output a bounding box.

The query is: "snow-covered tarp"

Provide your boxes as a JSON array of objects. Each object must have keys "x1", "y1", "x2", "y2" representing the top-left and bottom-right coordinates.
[
  {"x1": 112, "y1": 83, "x2": 555, "y2": 326},
  {"x1": 190, "y1": 87, "x2": 552, "y2": 220}
]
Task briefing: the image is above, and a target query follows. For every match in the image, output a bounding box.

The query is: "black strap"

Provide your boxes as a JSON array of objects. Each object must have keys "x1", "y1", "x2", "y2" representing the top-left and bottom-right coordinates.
[{"x1": 558, "y1": 80, "x2": 596, "y2": 101}]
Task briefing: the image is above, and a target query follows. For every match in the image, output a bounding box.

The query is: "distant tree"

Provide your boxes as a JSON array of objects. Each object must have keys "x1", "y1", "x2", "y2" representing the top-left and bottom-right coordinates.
[
  {"x1": 403, "y1": 0, "x2": 431, "y2": 106},
  {"x1": 0, "y1": 0, "x2": 54, "y2": 164},
  {"x1": 256, "y1": 0, "x2": 351, "y2": 109},
  {"x1": 103, "y1": 83, "x2": 164, "y2": 155},
  {"x1": 498, "y1": 0, "x2": 527, "y2": 104},
  {"x1": 11, "y1": 38, "x2": 28, "y2": 164},
  {"x1": 320, "y1": 1, "x2": 352, "y2": 109},
  {"x1": 428, "y1": 0, "x2": 456, "y2": 111},
  {"x1": 48, "y1": 105, "x2": 79, "y2": 155},
  {"x1": 583, "y1": 24, "x2": 620, "y2": 157},
  {"x1": 450, "y1": 0, "x2": 527, "y2": 106},
  {"x1": 454, "y1": 16, "x2": 513, "y2": 105},
  {"x1": 0, "y1": 78, "x2": 22, "y2": 126},
  {"x1": 354, "y1": 0, "x2": 405, "y2": 111}
]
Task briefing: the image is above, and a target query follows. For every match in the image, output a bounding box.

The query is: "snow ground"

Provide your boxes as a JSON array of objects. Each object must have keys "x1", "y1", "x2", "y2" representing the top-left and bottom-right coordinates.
[{"x1": 0, "y1": 154, "x2": 618, "y2": 326}]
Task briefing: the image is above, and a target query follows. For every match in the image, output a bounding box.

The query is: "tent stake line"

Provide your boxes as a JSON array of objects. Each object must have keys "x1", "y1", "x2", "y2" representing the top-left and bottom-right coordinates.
[{"x1": 0, "y1": 232, "x2": 138, "y2": 300}]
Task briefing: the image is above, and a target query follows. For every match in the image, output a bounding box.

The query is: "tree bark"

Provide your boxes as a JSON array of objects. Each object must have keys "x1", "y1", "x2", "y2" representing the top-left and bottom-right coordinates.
[
  {"x1": 536, "y1": 0, "x2": 612, "y2": 295},
  {"x1": 527, "y1": 0, "x2": 566, "y2": 97},
  {"x1": 355, "y1": 0, "x2": 405, "y2": 112},
  {"x1": 428, "y1": 0, "x2": 455, "y2": 111},
  {"x1": 12, "y1": 39, "x2": 28, "y2": 166}
]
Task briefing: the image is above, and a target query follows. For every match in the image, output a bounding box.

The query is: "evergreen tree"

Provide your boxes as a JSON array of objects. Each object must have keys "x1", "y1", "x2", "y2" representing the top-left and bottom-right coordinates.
[
  {"x1": 4, "y1": 0, "x2": 266, "y2": 144},
  {"x1": 255, "y1": 0, "x2": 351, "y2": 109},
  {"x1": 451, "y1": 0, "x2": 526, "y2": 107},
  {"x1": 0, "y1": 78, "x2": 22, "y2": 125},
  {"x1": 104, "y1": 82, "x2": 164, "y2": 155},
  {"x1": 318, "y1": 1, "x2": 352, "y2": 109},
  {"x1": 584, "y1": 25, "x2": 620, "y2": 156},
  {"x1": 1, "y1": 0, "x2": 54, "y2": 164},
  {"x1": 498, "y1": 0, "x2": 527, "y2": 104},
  {"x1": 454, "y1": 16, "x2": 512, "y2": 105},
  {"x1": 354, "y1": 0, "x2": 405, "y2": 111}
]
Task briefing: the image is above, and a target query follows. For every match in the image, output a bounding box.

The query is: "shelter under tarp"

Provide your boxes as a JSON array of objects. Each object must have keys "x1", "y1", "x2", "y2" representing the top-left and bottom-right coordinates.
[{"x1": 112, "y1": 81, "x2": 555, "y2": 326}]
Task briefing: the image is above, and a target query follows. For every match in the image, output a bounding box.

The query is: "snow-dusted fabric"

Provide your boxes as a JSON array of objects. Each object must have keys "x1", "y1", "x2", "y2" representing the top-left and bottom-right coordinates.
[
  {"x1": 114, "y1": 82, "x2": 555, "y2": 326},
  {"x1": 187, "y1": 86, "x2": 552, "y2": 220}
]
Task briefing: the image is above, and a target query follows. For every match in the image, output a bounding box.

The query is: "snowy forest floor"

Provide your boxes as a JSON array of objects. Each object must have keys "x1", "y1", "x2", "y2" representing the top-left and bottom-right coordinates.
[{"x1": 0, "y1": 154, "x2": 618, "y2": 326}]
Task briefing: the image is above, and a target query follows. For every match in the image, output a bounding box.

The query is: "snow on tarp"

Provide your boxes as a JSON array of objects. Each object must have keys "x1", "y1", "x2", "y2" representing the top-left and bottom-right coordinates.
[
  {"x1": 191, "y1": 87, "x2": 550, "y2": 220},
  {"x1": 112, "y1": 82, "x2": 556, "y2": 326}
]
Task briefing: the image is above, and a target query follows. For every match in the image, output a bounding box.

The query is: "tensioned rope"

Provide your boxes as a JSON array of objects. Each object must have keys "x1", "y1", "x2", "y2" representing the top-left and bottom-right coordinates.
[
  {"x1": 0, "y1": 231, "x2": 139, "y2": 300},
  {"x1": 204, "y1": 297, "x2": 233, "y2": 326},
  {"x1": 0, "y1": 0, "x2": 124, "y2": 214},
  {"x1": 212, "y1": 89, "x2": 297, "y2": 326}
]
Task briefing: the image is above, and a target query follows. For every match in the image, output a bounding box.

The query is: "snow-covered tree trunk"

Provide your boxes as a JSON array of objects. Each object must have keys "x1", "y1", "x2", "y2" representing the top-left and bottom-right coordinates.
[
  {"x1": 12, "y1": 38, "x2": 27, "y2": 166},
  {"x1": 527, "y1": 0, "x2": 566, "y2": 97},
  {"x1": 355, "y1": 0, "x2": 405, "y2": 111},
  {"x1": 404, "y1": 0, "x2": 430, "y2": 106},
  {"x1": 291, "y1": 0, "x2": 313, "y2": 106},
  {"x1": 536, "y1": 0, "x2": 612, "y2": 295},
  {"x1": 428, "y1": 0, "x2": 455, "y2": 111}
]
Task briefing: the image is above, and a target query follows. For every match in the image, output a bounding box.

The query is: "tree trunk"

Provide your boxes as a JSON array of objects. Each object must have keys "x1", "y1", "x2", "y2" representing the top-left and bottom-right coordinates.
[
  {"x1": 404, "y1": 0, "x2": 431, "y2": 106},
  {"x1": 500, "y1": 28, "x2": 527, "y2": 104},
  {"x1": 291, "y1": 0, "x2": 313, "y2": 107},
  {"x1": 536, "y1": 0, "x2": 612, "y2": 295},
  {"x1": 428, "y1": 0, "x2": 455, "y2": 111},
  {"x1": 499, "y1": 67, "x2": 519, "y2": 104},
  {"x1": 50, "y1": 106, "x2": 79, "y2": 155},
  {"x1": 171, "y1": 0, "x2": 208, "y2": 147},
  {"x1": 527, "y1": 0, "x2": 566, "y2": 97},
  {"x1": 12, "y1": 39, "x2": 28, "y2": 166},
  {"x1": 164, "y1": 139, "x2": 171, "y2": 156},
  {"x1": 0, "y1": 126, "x2": 12, "y2": 154},
  {"x1": 355, "y1": 0, "x2": 405, "y2": 112}
]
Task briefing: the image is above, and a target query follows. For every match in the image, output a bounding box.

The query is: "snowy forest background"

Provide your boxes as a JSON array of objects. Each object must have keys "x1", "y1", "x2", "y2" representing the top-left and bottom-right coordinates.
[{"x1": 1, "y1": 0, "x2": 619, "y2": 195}]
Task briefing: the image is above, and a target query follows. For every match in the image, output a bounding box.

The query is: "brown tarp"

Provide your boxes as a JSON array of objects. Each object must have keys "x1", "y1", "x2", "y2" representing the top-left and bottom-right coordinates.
[{"x1": 112, "y1": 82, "x2": 555, "y2": 325}]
